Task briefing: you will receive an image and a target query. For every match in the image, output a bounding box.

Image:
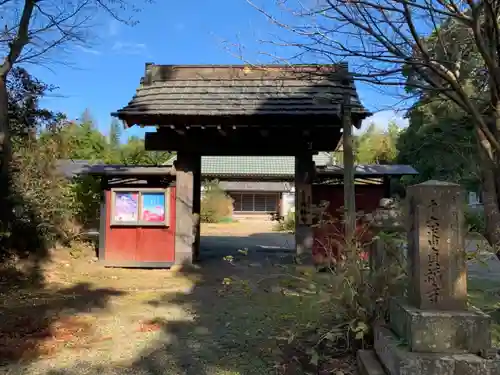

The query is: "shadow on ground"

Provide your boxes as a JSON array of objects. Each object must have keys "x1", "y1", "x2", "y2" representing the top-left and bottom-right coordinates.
[
  {"x1": 0, "y1": 168, "x2": 125, "y2": 365},
  {"x1": 199, "y1": 232, "x2": 296, "y2": 261},
  {"x1": 0, "y1": 282, "x2": 124, "y2": 365},
  {"x1": 43, "y1": 264, "x2": 343, "y2": 375},
  {"x1": 8, "y1": 233, "x2": 500, "y2": 374},
  {"x1": 32, "y1": 232, "x2": 349, "y2": 375}
]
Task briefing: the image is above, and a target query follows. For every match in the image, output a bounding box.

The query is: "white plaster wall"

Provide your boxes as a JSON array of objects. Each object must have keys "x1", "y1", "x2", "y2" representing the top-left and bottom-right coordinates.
[{"x1": 281, "y1": 190, "x2": 295, "y2": 217}]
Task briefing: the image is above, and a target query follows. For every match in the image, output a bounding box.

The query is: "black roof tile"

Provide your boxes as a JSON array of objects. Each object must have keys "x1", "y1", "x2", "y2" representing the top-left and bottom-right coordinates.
[{"x1": 113, "y1": 64, "x2": 370, "y2": 126}]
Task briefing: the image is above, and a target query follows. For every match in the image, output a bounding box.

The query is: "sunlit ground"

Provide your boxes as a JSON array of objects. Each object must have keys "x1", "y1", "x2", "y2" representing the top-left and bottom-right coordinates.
[
  {"x1": 0, "y1": 222, "x2": 341, "y2": 374},
  {"x1": 1, "y1": 227, "x2": 500, "y2": 375}
]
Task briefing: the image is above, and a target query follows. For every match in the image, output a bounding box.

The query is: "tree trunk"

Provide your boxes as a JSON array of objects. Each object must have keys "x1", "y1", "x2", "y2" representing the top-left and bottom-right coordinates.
[
  {"x1": 478, "y1": 91, "x2": 500, "y2": 258},
  {"x1": 0, "y1": 76, "x2": 12, "y2": 234},
  {"x1": 480, "y1": 162, "x2": 500, "y2": 251},
  {"x1": 0, "y1": 80, "x2": 11, "y2": 174}
]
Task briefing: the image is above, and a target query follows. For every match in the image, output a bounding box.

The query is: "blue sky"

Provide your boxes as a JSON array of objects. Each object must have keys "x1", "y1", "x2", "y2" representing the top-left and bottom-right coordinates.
[{"x1": 31, "y1": 0, "x2": 408, "y2": 141}]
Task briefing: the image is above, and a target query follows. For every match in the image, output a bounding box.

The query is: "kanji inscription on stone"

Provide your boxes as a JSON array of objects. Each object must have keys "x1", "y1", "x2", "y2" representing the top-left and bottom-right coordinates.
[
  {"x1": 424, "y1": 199, "x2": 442, "y2": 304},
  {"x1": 406, "y1": 180, "x2": 467, "y2": 311}
]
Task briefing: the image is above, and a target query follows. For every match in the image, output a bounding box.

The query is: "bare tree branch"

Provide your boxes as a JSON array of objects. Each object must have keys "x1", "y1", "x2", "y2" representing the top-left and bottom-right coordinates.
[
  {"x1": 0, "y1": 0, "x2": 36, "y2": 77},
  {"x1": 241, "y1": 0, "x2": 500, "y2": 249},
  {"x1": 244, "y1": 0, "x2": 500, "y2": 152},
  {"x1": 0, "y1": 0, "x2": 153, "y2": 222}
]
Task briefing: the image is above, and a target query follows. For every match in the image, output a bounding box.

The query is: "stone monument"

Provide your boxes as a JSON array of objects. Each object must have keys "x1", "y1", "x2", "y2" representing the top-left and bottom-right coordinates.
[{"x1": 358, "y1": 180, "x2": 500, "y2": 375}]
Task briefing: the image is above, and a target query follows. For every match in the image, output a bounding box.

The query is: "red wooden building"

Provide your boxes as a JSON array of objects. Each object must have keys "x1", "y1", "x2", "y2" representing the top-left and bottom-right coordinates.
[
  {"x1": 86, "y1": 165, "x2": 179, "y2": 268},
  {"x1": 311, "y1": 164, "x2": 416, "y2": 263},
  {"x1": 81, "y1": 162, "x2": 416, "y2": 268}
]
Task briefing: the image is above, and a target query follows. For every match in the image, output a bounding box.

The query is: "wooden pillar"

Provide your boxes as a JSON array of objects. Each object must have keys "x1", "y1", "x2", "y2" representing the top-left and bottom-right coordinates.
[
  {"x1": 174, "y1": 152, "x2": 201, "y2": 265},
  {"x1": 295, "y1": 153, "x2": 314, "y2": 262},
  {"x1": 383, "y1": 176, "x2": 391, "y2": 198},
  {"x1": 342, "y1": 84, "x2": 356, "y2": 246},
  {"x1": 193, "y1": 156, "x2": 201, "y2": 262},
  {"x1": 98, "y1": 177, "x2": 107, "y2": 261}
]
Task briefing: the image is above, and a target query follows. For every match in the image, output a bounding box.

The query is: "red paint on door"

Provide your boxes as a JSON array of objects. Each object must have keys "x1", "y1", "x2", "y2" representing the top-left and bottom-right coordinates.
[{"x1": 103, "y1": 187, "x2": 177, "y2": 265}]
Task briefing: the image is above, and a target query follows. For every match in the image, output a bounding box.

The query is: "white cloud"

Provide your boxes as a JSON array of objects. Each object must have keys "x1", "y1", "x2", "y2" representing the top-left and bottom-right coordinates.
[
  {"x1": 108, "y1": 19, "x2": 120, "y2": 36},
  {"x1": 75, "y1": 45, "x2": 101, "y2": 55},
  {"x1": 356, "y1": 110, "x2": 409, "y2": 134},
  {"x1": 112, "y1": 41, "x2": 148, "y2": 55}
]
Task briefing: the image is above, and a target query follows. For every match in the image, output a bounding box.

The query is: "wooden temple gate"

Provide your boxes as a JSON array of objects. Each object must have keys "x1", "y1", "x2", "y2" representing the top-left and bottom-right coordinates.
[{"x1": 112, "y1": 63, "x2": 370, "y2": 265}]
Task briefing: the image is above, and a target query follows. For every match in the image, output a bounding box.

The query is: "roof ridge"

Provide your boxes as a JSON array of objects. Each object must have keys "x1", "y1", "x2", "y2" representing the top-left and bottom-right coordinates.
[{"x1": 144, "y1": 62, "x2": 349, "y2": 69}]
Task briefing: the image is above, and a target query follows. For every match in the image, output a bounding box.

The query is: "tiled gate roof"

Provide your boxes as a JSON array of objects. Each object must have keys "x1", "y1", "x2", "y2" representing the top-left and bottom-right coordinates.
[{"x1": 113, "y1": 64, "x2": 370, "y2": 124}]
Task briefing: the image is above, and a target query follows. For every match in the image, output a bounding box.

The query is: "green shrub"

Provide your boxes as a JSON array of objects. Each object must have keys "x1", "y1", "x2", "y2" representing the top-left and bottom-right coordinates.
[
  {"x1": 464, "y1": 206, "x2": 486, "y2": 235},
  {"x1": 69, "y1": 174, "x2": 101, "y2": 229},
  {"x1": 5, "y1": 138, "x2": 105, "y2": 259},
  {"x1": 273, "y1": 211, "x2": 295, "y2": 232},
  {"x1": 8, "y1": 140, "x2": 78, "y2": 254},
  {"x1": 200, "y1": 180, "x2": 234, "y2": 223},
  {"x1": 329, "y1": 230, "x2": 407, "y2": 350}
]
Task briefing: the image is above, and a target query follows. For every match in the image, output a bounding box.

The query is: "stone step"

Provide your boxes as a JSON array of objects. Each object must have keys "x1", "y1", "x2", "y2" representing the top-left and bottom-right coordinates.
[
  {"x1": 375, "y1": 324, "x2": 455, "y2": 375},
  {"x1": 374, "y1": 324, "x2": 500, "y2": 375},
  {"x1": 357, "y1": 350, "x2": 387, "y2": 375},
  {"x1": 389, "y1": 298, "x2": 491, "y2": 354}
]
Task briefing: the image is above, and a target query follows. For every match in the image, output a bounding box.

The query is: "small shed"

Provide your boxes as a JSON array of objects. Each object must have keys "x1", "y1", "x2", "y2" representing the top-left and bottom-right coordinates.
[
  {"x1": 312, "y1": 164, "x2": 418, "y2": 261},
  {"x1": 85, "y1": 165, "x2": 177, "y2": 268}
]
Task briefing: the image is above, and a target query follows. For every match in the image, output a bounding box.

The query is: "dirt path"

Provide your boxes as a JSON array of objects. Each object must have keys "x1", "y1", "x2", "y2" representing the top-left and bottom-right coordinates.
[
  {"x1": 1, "y1": 223, "x2": 343, "y2": 375},
  {"x1": 200, "y1": 221, "x2": 295, "y2": 262}
]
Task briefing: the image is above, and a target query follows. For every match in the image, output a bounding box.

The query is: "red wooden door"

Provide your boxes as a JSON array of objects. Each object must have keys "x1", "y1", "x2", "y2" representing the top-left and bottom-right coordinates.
[
  {"x1": 135, "y1": 227, "x2": 175, "y2": 263},
  {"x1": 106, "y1": 228, "x2": 138, "y2": 262}
]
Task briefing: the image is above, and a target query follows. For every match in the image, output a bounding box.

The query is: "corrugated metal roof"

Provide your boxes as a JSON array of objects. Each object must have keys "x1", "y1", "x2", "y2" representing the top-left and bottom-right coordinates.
[
  {"x1": 317, "y1": 164, "x2": 418, "y2": 176},
  {"x1": 113, "y1": 64, "x2": 370, "y2": 124},
  {"x1": 84, "y1": 165, "x2": 174, "y2": 176},
  {"x1": 57, "y1": 159, "x2": 418, "y2": 179},
  {"x1": 55, "y1": 159, "x2": 102, "y2": 178},
  {"x1": 56, "y1": 160, "x2": 174, "y2": 177}
]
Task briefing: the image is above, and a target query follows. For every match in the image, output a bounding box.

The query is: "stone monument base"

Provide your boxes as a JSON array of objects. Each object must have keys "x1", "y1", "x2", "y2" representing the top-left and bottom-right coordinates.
[
  {"x1": 389, "y1": 298, "x2": 491, "y2": 354},
  {"x1": 358, "y1": 350, "x2": 386, "y2": 375},
  {"x1": 358, "y1": 181, "x2": 500, "y2": 375},
  {"x1": 358, "y1": 323, "x2": 500, "y2": 375}
]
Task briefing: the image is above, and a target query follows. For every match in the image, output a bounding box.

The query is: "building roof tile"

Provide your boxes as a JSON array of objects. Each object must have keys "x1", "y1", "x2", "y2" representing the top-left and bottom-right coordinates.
[
  {"x1": 113, "y1": 64, "x2": 370, "y2": 125},
  {"x1": 165, "y1": 153, "x2": 333, "y2": 177}
]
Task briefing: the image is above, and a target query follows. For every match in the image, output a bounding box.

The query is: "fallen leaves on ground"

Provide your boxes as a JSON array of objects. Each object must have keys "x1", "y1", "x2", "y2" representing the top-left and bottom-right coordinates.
[
  {"x1": 0, "y1": 315, "x2": 98, "y2": 363},
  {"x1": 136, "y1": 318, "x2": 164, "y2": 333}
]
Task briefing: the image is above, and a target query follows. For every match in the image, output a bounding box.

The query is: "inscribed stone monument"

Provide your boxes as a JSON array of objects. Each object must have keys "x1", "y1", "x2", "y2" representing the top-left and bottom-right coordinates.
[
  {"x1": 406, "y1": 180, "x2": 467, "y2": 311},
  {"x1": 357, "y1": 180, "x2": 500, "y2": 375}
]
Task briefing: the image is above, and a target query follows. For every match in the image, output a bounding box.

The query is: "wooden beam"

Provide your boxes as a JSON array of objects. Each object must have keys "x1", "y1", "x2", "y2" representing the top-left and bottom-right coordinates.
[
  {"x1": 145, "y1": 128, "x2": 342, "y2": 155},
  {"x1": 217, "y1": 125, "x2": 227, "y2": 137},
  {"x1": 170, "y1": 125, "x2": 185, "y2": 136},
  {"x1": 116, "y1": 113, "x2": 345, "y2": 128}
]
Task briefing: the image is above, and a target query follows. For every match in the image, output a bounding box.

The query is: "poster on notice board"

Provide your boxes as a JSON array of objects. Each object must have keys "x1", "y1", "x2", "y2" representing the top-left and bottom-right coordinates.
[
  {"x1": 113, "y1": 192, "x2": 139, "y2": 222},
  {"x1": 141, "y1": 192, "x2": 166, "y2": 222}
]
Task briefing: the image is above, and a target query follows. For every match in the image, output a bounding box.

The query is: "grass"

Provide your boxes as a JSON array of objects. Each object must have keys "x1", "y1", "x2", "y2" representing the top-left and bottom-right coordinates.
[
  {"x1": 468, "y1": 276, "x2": 500, "y2": 346},
  {"x1": 218, "y1": 217, "x2": 238, "y2": 224}
]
